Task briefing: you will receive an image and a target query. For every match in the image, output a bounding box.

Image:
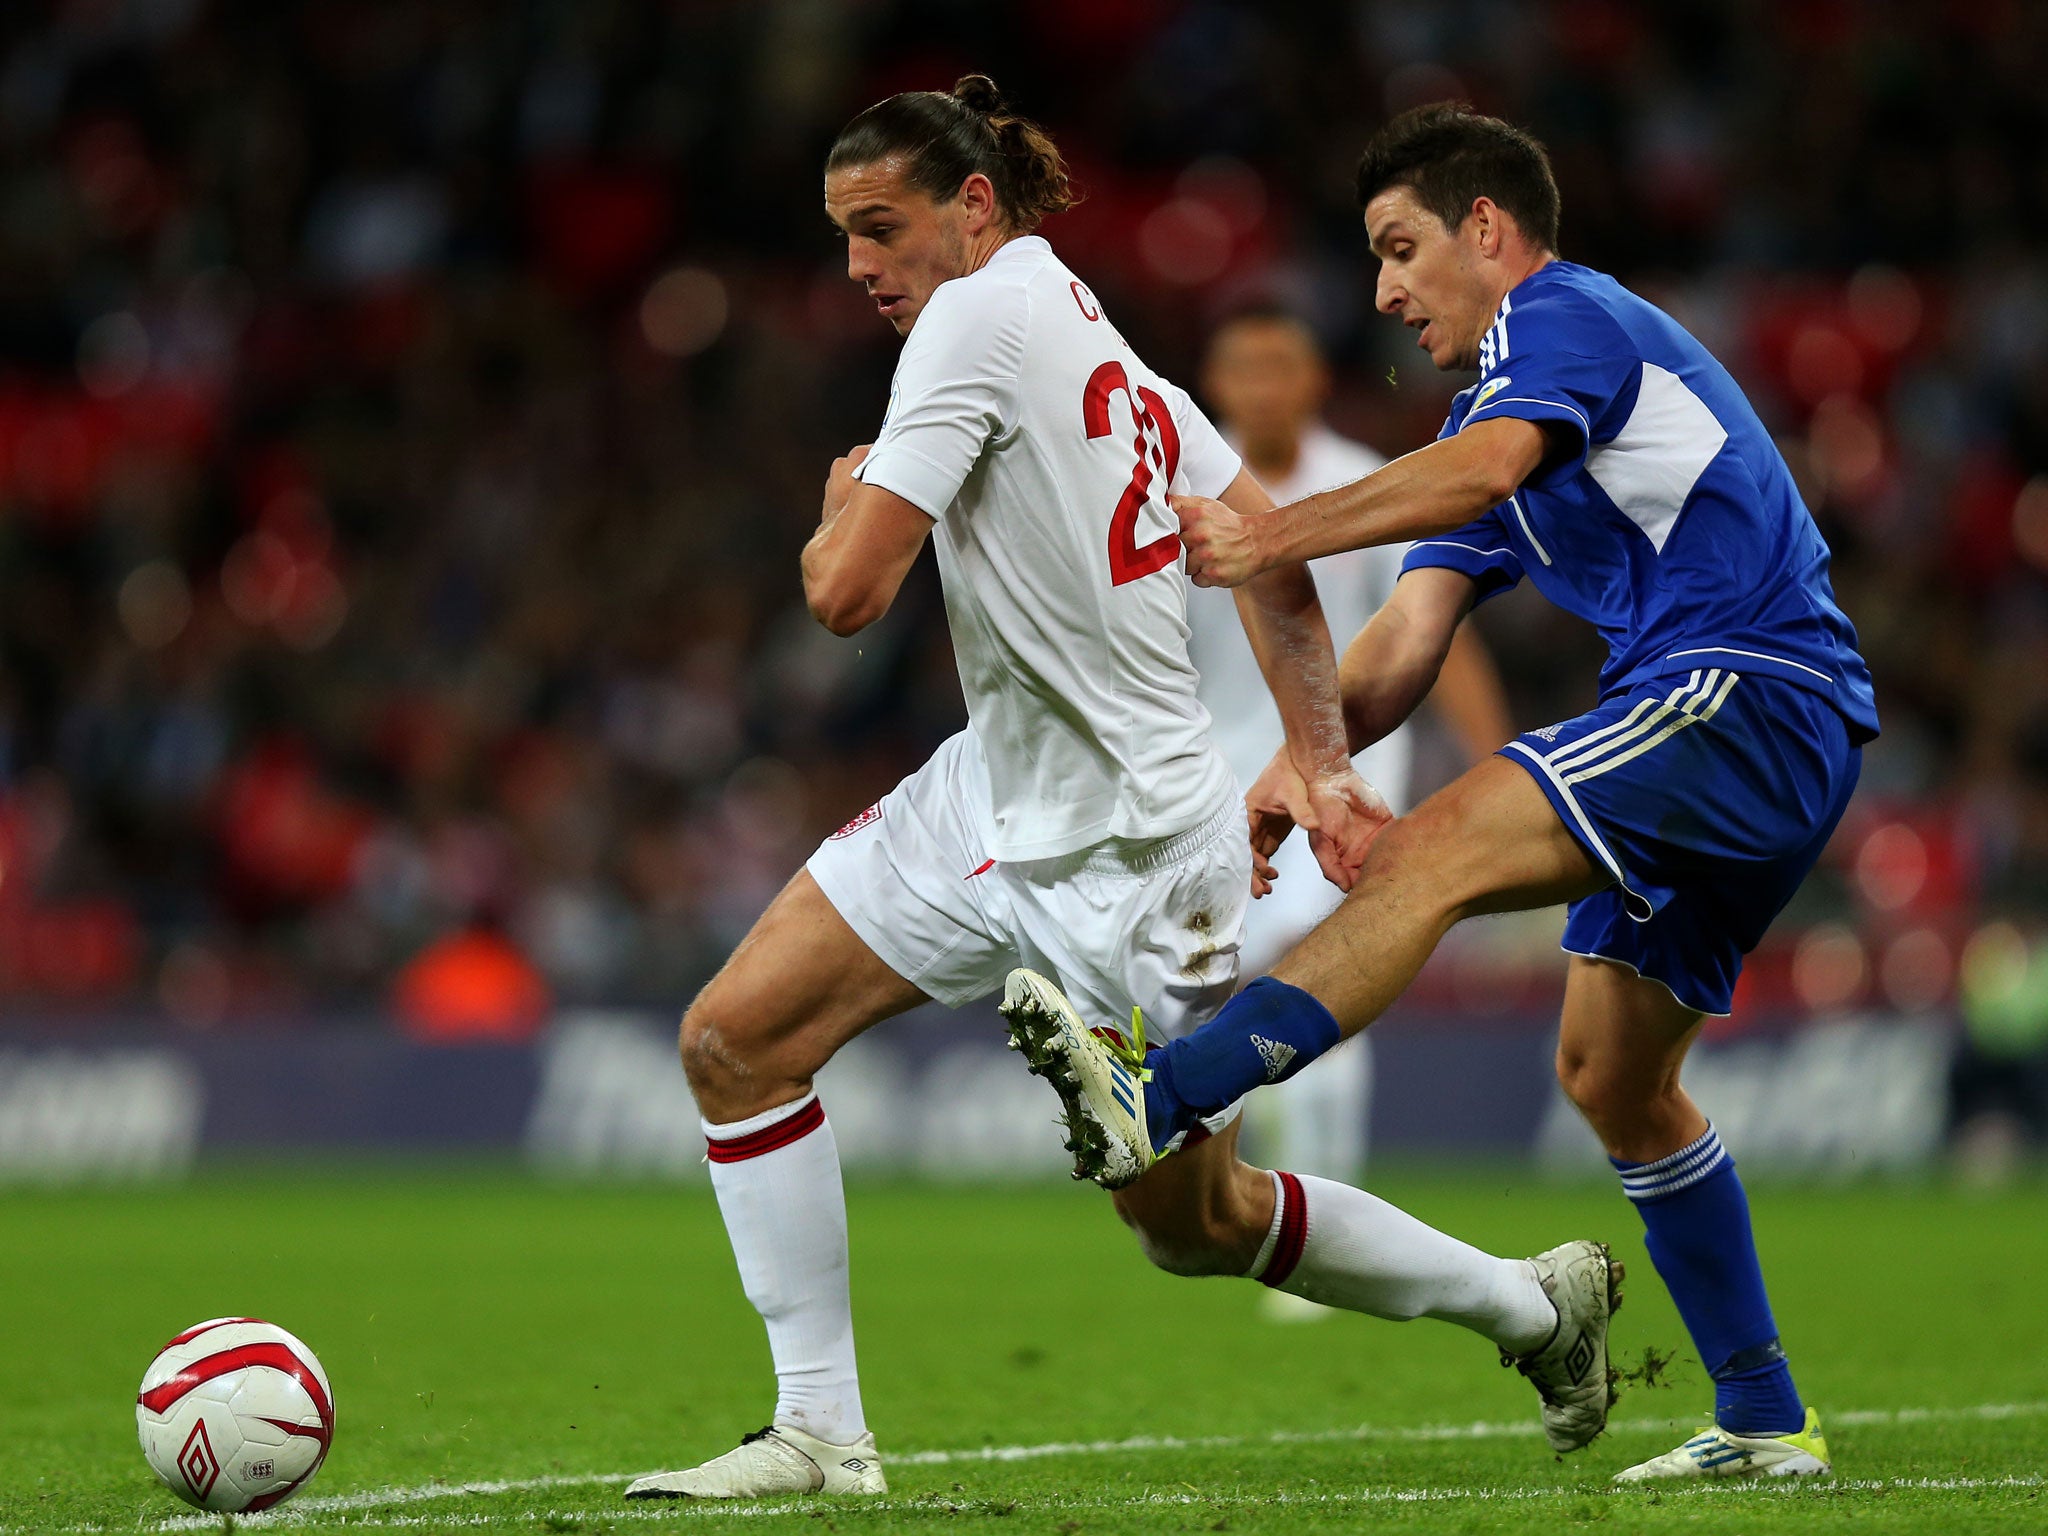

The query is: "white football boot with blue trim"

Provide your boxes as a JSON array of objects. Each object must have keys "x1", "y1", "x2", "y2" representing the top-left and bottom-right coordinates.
[
  {"x1": 1614, "y1": 1408, "x2": 1831, "y2": 1482},
  {"x1": 1000, "y1": 969, "x2": 1152, "y2": 1190}
]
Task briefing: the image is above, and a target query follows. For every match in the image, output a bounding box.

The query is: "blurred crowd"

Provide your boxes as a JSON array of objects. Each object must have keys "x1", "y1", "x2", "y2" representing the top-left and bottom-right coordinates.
[{"x1": 0, "y1": 0, "x2": 2045, "y2": 1052}]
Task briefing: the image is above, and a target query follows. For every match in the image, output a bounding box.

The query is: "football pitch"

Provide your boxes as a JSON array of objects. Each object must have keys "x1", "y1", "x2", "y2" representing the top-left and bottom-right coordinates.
[{"x1": 5, "y1": 1168, "x2": 2044, "y2": 1534}]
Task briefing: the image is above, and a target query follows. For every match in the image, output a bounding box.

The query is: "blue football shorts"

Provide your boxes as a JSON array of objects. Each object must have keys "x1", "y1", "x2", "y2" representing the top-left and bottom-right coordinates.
[{"x1": 1498, "y1": 668, "x2": 1861, "y2": 1015}]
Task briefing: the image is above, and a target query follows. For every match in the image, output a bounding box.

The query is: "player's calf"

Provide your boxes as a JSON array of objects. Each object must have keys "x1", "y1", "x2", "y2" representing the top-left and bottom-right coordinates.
[
  {"x1": 1113, "y1": 1124, "x2": 1277, "y2": 1278},
  {"x1": 1560, "y1": 962, "x2": 1812, "y2": 1447}
]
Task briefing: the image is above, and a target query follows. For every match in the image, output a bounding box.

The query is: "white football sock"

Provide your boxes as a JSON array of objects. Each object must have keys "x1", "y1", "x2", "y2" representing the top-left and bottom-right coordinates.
[
  {"x1": 704, "y1": 1092, "x2": 866, "y2": 1445},
  {"x1": 1249, "y1": 1171, "x2": 1556, "y2": 1354}
]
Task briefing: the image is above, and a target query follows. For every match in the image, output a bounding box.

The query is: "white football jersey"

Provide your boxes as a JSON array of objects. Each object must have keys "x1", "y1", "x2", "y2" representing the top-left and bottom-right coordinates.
[
  {"x1": 1184, "y1": 424, "x2": 1417, "y2": 811},
  {"x1": 855, "y1": 236, "x2": 1239, "y2": 861}
]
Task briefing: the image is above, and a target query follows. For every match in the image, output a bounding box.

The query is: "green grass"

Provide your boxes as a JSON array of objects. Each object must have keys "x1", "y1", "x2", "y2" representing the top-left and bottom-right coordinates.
[{"x1": 4, "y1": 1168, "x2": 2045, "y2": 1533}]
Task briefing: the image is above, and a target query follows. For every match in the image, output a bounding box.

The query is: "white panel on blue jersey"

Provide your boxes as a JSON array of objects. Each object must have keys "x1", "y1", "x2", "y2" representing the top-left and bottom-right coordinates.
[{"x1": 1586, "y1": 362, "x2": 1728, "y2": 554}]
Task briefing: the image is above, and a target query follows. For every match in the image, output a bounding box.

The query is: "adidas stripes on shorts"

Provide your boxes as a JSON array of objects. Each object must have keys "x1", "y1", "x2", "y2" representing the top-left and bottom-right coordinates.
[{"x1": 1500, "y1": 670, "x2": 1861, "y2": 1016}]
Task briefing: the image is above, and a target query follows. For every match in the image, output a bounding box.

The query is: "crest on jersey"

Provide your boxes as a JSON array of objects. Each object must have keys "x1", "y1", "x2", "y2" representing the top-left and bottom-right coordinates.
[
  {"x1": 1473, "y1": 374, "x2": 1512, "y2": 410},
  {"x1": 829, "y1": 804, "x2": 882, "y2": 840}
]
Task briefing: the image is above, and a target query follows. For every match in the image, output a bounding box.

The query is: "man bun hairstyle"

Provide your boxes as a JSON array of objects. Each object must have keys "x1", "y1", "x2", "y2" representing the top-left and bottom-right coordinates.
[
  {"x1": 826, "y1": 74, "x2": 1078, "y2": 232},
  {"x1": 1355, "y1": 102, "x2": 1561, "y2": 253}
]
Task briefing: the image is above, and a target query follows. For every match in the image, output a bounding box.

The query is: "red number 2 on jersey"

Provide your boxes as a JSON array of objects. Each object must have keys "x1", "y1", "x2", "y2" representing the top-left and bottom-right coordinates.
[{"x1": 1082, "y1": 361, "x2": 1184, "y2": 586}]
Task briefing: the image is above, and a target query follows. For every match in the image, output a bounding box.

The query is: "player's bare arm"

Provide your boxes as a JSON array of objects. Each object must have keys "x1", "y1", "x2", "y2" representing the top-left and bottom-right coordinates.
[
  {"x1": 1216, "y1": 466, "x2": 1386, "y2": 893},
  {"x1": 801, "y1": 444, "x2": 936, "y2": 635},
  {"x1": 1174, "y1": 415, "x2": 1548, "y2": 588},
  {"x1": 1428, "y1": 620, "x2": 1515, "y2": 760},
  {"x1": 1337, "y1": 566, "x2": 1480, "y2": 756}
]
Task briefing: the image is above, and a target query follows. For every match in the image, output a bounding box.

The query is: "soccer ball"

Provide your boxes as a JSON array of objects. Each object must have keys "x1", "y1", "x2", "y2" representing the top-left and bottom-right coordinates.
[{"x1": 136, "y1": 1317, "x2": 335, "y2": 1512}]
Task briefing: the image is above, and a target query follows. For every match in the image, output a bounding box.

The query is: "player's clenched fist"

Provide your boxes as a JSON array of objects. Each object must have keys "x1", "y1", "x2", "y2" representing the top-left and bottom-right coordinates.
[{"x1": 1171, "y1": 493, "x2": 1264, "y2": 587}]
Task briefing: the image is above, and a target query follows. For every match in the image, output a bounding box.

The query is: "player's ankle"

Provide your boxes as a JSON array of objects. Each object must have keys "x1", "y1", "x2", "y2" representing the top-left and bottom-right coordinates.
[
  {"x1": 1141, "y1": 1047, "x2": 1192, "y2": 1152},
  {"x1": 1713, "y1": 1355, "x2": 1804, "y2": 1437}
]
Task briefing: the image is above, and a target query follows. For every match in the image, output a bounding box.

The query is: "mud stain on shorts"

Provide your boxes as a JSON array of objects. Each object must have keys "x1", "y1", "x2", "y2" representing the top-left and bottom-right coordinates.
[{"x1": 1183, "y1": 908, "x2": 1218, "y2": 980}]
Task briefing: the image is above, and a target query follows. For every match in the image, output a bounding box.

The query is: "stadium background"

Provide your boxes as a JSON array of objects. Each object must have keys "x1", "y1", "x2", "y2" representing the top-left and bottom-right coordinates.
[{"x1": 1, "y1": 0, "x2": 2046, "y2": 1186}]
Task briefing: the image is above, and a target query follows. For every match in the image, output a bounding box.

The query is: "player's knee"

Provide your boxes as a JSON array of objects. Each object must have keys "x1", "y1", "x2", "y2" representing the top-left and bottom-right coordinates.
[
  {"x1": 1554, "y1": 1040, "x2": 1613, "y2": 1120},
  {"x1": 1358, "y1": 806, "x2": 1472, "y2": 920},
  {"x1": 678, "y1": 999, "x2": 758, "y2": 1102},
  {"x1": 1555, "y1": 1043, "x2": 1674, "y2": 1143},
  {"x1": 1362, "y1": 808, "x2": 1428, "y2": 879}
]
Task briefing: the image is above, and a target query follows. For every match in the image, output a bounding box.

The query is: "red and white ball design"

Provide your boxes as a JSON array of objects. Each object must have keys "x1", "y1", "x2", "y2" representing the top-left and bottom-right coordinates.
[{"x1": 136, "y1": 1318, "x2": 335, "y2": 1513}]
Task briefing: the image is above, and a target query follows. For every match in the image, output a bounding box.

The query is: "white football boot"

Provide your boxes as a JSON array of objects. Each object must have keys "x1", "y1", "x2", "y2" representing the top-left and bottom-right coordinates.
[
  {"x1": 1500, "y1": 1240, "x2": 1624, "y2": 1452},
  {"x1": 1614, "y1": 1408, "x2": 1831, "y2": 1482},
  {"x1": 1000, "y1": 969, "x2": 1152, "y2": 1191},
  {"x1": 624, "y1": 1424, "x2": 887, "y2": 1500}
]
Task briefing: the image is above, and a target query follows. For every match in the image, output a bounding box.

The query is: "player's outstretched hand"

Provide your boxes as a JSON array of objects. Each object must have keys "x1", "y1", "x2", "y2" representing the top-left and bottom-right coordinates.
[
  {"x1": 1171, "y1": 493, "x2": 1261, "y2": 588},
  {"x1": 1244, "y1": 751, "x2": 1308, "y2": 898},
  {"x1": 1244, "y1": 752, "x2": 1390, "y2": 896},
  {"x1": 821, "y1": 444, "x2": 871, "y2": 523},
  {"x1": 1299, "y1": 765, "x2": 1391, "y2": 893}
]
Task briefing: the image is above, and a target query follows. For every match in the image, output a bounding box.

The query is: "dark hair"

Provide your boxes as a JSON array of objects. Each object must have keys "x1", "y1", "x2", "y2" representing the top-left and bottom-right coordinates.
[
  {"x1": 1207, "y1": 301, "x2": 1323, "y2": 356},
  {"x1": 1354, "y1": 102, "x2": 1560, "y2": 252},
  {"x1": 825, "y1": 74, "x2": 1077, "y2": 232}
]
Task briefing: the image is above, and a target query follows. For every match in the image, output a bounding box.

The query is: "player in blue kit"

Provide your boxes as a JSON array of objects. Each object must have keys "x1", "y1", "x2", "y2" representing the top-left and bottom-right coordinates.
[{"x1": 1006, "y1": 104, "x2": 1875, "y2": 1481}]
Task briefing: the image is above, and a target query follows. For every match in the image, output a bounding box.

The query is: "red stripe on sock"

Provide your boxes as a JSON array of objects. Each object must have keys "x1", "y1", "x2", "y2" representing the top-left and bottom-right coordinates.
[
  {"x1": 706, "y1": 1097, "x2": 826, "y2": 1163},
  {"x1": 1260, "y1": 1171, "x2": 1308, "y2": 1288}
]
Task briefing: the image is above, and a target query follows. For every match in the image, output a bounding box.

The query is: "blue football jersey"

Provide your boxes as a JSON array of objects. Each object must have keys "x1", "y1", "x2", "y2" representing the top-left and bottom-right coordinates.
[{"x1": 1401, "y1": 262, "x2": 1879, "y2": 742}]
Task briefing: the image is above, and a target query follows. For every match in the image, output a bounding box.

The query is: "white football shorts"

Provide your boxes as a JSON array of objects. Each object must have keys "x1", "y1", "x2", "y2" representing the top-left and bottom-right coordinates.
[{"x1": 809, "y1": 727, "x2": 1249, "y2": 1083}]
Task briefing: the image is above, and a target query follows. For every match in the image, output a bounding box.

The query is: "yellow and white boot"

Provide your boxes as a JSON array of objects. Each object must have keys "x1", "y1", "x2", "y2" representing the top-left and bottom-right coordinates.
[{"x1": 1614, "y1": 1407, "x2": 1830, "y2": 1482}]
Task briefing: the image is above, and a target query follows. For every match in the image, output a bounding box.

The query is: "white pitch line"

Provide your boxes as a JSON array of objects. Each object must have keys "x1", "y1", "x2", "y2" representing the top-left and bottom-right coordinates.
[
  {"x1": 29, "y1": 1400, "x2": 2048, "y2": 1534},
  {"x1": 77, "y1": 1473, "x2": 2048, "y2": 1533},
  {"x1": 902, "y1": 1396, "x2": 2048, "y2": 1465}
]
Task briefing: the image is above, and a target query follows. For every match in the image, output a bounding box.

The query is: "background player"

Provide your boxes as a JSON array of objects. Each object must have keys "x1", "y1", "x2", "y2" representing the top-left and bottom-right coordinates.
[
  {"x1": 627, "y1": 82, "x2": 1614, "y2": 1501},
  {"x1": 1188, "y1": 308, "x2": 1513, "y2": 1317},
  {"x1": 1096, "y1": 103, "x2": 1877, "y2": 1483}
]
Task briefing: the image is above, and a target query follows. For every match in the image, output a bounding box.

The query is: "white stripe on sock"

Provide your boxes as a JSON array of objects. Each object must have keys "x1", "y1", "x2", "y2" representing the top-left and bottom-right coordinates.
[
  {"x1": 1246, "y1": 1171, "x2": 1287, "y2": 1278},
  {"x1": 1618, "y1": 1126, "x2": 1728, "y2": 1202},
  {"x1": 1619, "y1": 1135, "x2": 1722, "y2": 1192},
  {"x1": 703, "y1": 1090, "x2": 819, "y2": 1142},
  {"x1": 1627, "y1": 1124, "x2": 1722, "y2": 1177}
]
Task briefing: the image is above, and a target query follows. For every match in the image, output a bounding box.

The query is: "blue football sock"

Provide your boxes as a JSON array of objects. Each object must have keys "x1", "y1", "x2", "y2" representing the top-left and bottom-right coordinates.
[
  {"x1": 1143, "y1": 977, "x2": 1340, "y2": 1153},
  {"x1": 1614, "y1": 1124, "x2": 1805, "y2": 1436}
]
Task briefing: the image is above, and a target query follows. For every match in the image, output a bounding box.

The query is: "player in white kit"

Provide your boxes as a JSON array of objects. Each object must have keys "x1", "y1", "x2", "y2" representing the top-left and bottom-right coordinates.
[
  {"x1": 626, "y1": 79, "x2": 1612, "y2": 1503},
  {"x1": 1188, "y1": 309, "x2": 1513, "y2": 1317}
]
